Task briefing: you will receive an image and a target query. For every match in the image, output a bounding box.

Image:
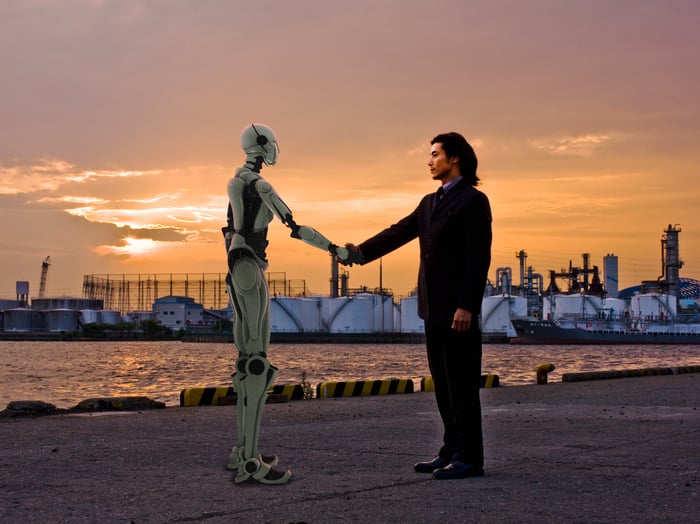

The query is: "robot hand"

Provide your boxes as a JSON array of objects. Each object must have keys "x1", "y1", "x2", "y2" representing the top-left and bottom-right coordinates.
[{"x1": 283, "y1": 214, "x2": 302, "y2": 239}]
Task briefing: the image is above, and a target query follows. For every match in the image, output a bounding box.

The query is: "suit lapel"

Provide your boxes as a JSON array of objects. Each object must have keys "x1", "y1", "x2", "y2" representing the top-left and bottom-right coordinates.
[{"x1": 431, "y1": 179, "x2": 466, "y2": 217}]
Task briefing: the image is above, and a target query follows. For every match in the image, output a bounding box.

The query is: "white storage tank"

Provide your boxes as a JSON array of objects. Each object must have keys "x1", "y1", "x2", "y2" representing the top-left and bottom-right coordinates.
[
  {"x1": 481, "y1": 295, "x2": 527, "y2": 335},
  {"x1": 80, "y1": 310, "x2": 100, "y2": 325},
  {"x1": 2, "y1": 308, "x2": 35, "y2": 331},
  {"x1": 46, "y1": 309, "x2": 79, "y2": 332},
  {"x1": 399, "y1": 296, "x2": 423, "y2": 333},
  {"x1": 99, "y1": 310, "x2": 122, "y2": 325},
  {"x1": 629, "y1": 293, "x2": 677, "y2": 320},
  {"x1": 326, "y1": 295, "x2": 374, "y2": 333},
  {"x1": 270, "y1": 297, "x2": 323, "y2": 333},
  {"x1": 371, "y1": 294, "x2": 395, "y2": 333},
  {"x1": 548, "y1": 294, "x2": 602, "y2": 319},
  {"x1": 599, "y1": 298, "x2": 626, "y2": 320}
]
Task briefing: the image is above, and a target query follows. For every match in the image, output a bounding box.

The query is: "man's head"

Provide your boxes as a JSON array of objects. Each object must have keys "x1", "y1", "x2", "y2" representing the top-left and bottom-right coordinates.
[{"x1": 429, "y1": 132, "x2": 479, "y2": 186}]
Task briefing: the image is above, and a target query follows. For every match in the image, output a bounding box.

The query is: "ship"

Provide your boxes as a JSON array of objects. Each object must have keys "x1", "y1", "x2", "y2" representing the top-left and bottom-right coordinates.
[
  {"x1": 506, "y1": 225, "x2": 700, "y2": 344},
  {"x1": 511, "y1": 317, "x2": 700, "y2": 345}
]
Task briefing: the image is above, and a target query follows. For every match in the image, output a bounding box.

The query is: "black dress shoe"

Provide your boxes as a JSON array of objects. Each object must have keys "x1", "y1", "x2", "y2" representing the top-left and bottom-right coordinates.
[
  {"x1": 413, "y1": 456, "x2": 450, "y2": 473},
  {"x1": 432, "y1": 460, "x2": 484, "y2": 479}
]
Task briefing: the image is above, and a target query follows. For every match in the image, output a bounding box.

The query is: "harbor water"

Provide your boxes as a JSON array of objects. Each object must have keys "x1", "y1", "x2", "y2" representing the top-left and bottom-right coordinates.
[{"x1": 2, "y1": 340, "x2": 700, "y2": 408}]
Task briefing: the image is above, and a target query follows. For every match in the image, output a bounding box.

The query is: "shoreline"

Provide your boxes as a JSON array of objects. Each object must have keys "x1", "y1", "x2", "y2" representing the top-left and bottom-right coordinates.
[{"x1": 0, "y1": 331, "x2": 511, "y2": 344}]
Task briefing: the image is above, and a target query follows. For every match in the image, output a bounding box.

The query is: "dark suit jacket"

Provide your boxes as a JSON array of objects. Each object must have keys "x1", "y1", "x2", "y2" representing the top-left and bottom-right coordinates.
[{"x1": 358, "y1": 180, "x2": 492, "y2": 324}]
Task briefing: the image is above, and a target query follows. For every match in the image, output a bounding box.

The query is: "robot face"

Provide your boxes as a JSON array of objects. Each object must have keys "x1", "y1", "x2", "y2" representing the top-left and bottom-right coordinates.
[{"x1": 240, "y1": 123, "x2": 280, "y2": 165}]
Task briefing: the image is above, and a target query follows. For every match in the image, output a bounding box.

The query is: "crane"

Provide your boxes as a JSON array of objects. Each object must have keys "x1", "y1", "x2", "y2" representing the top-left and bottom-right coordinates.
[{"x1": 39, "y1": 256, "x2": 51, "y2": 298}]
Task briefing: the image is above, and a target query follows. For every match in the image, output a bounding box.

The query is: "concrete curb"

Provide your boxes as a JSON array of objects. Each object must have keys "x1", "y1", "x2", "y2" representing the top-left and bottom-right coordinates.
[{"x1": 562, "y1": 364, "x2": 700, "y2": 382}]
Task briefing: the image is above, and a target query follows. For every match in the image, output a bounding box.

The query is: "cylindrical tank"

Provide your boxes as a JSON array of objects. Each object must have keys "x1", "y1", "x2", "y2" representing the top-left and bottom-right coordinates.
[
  {"x1": 599, "y1": 298, "x2": 626, "y2": 320},
  {"x1": 481, "y1": 295, "x2": 527, "y2": 334},
  {"x1": 46, "y1": 309, "x2": 79, "y2": 332},
  {"x1": 399, "y1": 296, "x2": 423, "y2": 333},
  {"x1": 630, "y1": 293, "x2": 677, "y2": 319},
  {"x1": 270, "y1": 297, "x2": 323, "y2": 333},
  {"x1": 99, "y1": 310, "x2": 122, "y2": 325},
  {"x1": 549, "y1": 294, "x2": 602, "y2": 319},
  {"x1": 2, "y1": 308, "x2": 35, "y2": 331},
  {"x1": 80, "y1": 310, "x2": 100, "y2": 325},
  {"x1": 326, "y1": 295, "x2": 374, "y2": 333},
  {"x1": 372, "y1": 294, "x2": 395, "y2": 333}
]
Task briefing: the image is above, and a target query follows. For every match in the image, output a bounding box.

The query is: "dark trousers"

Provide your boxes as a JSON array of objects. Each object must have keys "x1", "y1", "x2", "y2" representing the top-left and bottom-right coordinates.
[{"x1": 425, "y1": 321, "x2": 484, "y2": 467}]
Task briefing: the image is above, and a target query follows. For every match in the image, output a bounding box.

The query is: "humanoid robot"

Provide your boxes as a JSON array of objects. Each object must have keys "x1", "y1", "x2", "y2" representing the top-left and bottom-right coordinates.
[{"x1": 223, "y1": 123, "x2": 361, "y2": 484}]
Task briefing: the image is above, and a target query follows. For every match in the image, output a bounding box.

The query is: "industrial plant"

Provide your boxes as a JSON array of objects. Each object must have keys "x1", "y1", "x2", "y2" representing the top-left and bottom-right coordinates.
[{"x1": 1, "y1": 225, "x2": 698, "y2": 341}]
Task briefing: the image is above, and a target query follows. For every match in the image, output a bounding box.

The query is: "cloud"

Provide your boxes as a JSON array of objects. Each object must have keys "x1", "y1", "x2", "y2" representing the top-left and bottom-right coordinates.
[
  {"x1": 94, "y1": 237, "x2": 167, "y2": 258},
  {"x1": 0, "y1": 159, "x2": 75, "y2": 193},
  {"x1": 0, "y1": 159, "x2": 159, "y2": 195},
  {"x1": 532, "y1": 133, "x2": 616, "y2": 156}
]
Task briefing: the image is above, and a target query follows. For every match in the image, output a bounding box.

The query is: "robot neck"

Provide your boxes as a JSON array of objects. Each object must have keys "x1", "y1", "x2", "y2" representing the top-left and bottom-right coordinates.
[{"x1": 245, "y1": 155, "x2": 264, "y2": 173}]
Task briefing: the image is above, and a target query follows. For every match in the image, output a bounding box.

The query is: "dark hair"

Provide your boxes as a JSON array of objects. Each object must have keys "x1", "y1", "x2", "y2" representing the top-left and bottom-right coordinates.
[{"x1": 431, "y1": 132, "x2": 479, "y2": 185}]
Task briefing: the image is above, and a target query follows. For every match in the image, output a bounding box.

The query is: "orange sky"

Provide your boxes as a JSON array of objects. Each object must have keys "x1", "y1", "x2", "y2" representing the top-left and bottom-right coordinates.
[{"x1": 2, "y1": 0, "x2": 700, "y2": 301}]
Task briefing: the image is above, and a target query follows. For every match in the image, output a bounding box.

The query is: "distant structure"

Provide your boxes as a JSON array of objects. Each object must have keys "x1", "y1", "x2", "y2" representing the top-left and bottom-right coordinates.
[
  {"x1": 636, "y1": 224, "x2": 683, "y2": 302},
  {"x1": 152, "y1": 295, "x2": 204, "y2": 330},
  {"x1": 38, "y1": 256, "x2": 51, "y2": 298},
  {"x1": 603, "y1": 254, "x2": 619, "y2": 299},
  {"x1": 16, "y1": 281, "x2": 29, "y2": 307},
  {"x1": 82, "y1": 272, "x2": 310, "y2": 315}
]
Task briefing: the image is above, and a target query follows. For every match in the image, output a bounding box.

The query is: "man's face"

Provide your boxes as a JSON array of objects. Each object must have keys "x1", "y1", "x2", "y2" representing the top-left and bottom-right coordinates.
[{"x1": 428, "y1": 143, "x2": 456, "y2": 182}]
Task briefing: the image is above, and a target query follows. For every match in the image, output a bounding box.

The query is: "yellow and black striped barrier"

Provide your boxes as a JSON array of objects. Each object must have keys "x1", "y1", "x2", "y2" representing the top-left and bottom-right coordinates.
[
  {"x1": 316, "y1": 379, "x2": 414, "y2": 398},
  {"x1": 180, "y1": 386, "x2": 233, "y2": 407},
  {"x1": 272, "y1": 384, "x2": 305, "y2": 401},
  {"x1": 420, "y1": 374, "x2": 499, "y2": 392},
  {"x1": 180, "y1": 383, "x2": 305, "y2": 406}
]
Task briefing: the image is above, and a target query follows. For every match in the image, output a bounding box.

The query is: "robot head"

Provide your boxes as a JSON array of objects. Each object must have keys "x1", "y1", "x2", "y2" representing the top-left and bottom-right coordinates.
[{"x1": 240, "y1": 123, "x2": 279, "y2": 166}]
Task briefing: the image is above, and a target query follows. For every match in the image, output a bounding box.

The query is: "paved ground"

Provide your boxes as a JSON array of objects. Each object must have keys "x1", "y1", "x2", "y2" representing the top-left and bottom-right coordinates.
[{"x1": 1, "y1": 373, "x2": 698, "y2": 523}]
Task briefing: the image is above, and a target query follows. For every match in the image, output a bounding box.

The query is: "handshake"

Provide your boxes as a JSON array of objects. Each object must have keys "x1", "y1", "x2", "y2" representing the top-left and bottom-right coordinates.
[{"x1": 329, "y1": 243, "x2": 365, "y2": 266}]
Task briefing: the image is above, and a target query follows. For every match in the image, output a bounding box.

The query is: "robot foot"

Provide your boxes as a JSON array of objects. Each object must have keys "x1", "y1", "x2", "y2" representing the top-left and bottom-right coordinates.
[
  {"x1": 226, "y1": 450, "x2": 278, "y2": 471},
  {"x1": 251, "y1": 466, "x2": 292, "y2": 485},
  {"x1": 232, "y1": 457, "x2": 292, "y2": 485}
]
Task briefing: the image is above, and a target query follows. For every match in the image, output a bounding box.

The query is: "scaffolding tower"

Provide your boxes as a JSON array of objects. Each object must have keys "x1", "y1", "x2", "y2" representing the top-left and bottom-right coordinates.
[{"x1": 82, "y1": 272, "x2": 310, "y2": 314}]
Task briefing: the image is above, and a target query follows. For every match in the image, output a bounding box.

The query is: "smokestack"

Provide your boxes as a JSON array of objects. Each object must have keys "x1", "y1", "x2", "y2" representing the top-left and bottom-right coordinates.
[
  {"x1": 663, "y1": 224, "x2": 682, "y2": 298},
  {"x1": 330, "y1": 255, "x2": 339, "y2": 298}
]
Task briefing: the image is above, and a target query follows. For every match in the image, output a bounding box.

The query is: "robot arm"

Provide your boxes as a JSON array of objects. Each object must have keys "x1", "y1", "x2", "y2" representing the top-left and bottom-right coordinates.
[{"x1": 255, "y1": 179, "x2": 363, "y2": 265}]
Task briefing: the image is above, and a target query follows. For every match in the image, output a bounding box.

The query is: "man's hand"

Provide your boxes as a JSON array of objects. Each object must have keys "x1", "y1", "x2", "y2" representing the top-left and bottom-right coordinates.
[
  {"x1": 338, "y1": 243, "x2": 365, "y2": 266},
  {"x1": 451, "y1": 308, "x2": 472, "y2": 332}
]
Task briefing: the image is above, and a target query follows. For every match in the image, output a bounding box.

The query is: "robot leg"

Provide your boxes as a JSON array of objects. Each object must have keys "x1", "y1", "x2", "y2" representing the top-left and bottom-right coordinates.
[
  {"x1": 229, "y1": 254, "x2": 268, "y2": 350},
  {"x1": 225, "y1": 256, "x2": 291, "y2": 484},
  {"x1": 227, "y1": 357, "x2": 271, "y2": 473},
  {"x1": 229, "y1": 355, "x2": 291, "y2": 484}
]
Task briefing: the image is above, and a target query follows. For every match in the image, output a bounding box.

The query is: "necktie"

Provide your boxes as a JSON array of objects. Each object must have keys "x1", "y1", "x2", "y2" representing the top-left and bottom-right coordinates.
[{"x1": 433, "y1": 187, "x2": 444, "y2": 211}]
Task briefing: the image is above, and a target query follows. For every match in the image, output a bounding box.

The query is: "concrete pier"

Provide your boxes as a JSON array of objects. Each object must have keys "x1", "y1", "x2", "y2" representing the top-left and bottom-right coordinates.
[{"x1": 1, "y1": 373, "x2": 698, "y2": 523}]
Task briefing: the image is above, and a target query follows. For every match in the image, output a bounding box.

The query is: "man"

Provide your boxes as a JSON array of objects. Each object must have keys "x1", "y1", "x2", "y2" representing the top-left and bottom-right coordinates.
[{"x1": 345, "y1": 132, "x2": 492, "y2": 479}]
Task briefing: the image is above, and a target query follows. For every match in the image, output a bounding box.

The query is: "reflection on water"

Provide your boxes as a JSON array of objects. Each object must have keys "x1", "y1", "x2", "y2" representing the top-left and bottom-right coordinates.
[{"x1": 1, "y1": 340, "x2": 699, "y2": 407}]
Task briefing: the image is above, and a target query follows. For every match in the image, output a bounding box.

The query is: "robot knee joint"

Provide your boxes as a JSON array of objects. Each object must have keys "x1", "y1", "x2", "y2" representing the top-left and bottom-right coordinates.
[{"x1": 247, "y1": 356, "x2": 267, "y2": 376}]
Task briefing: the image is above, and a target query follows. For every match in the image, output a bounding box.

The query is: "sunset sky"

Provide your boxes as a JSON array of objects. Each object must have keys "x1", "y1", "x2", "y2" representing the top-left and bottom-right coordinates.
[{"x1": 2, "y1": 0, "x2": 699, "y2": 302}]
